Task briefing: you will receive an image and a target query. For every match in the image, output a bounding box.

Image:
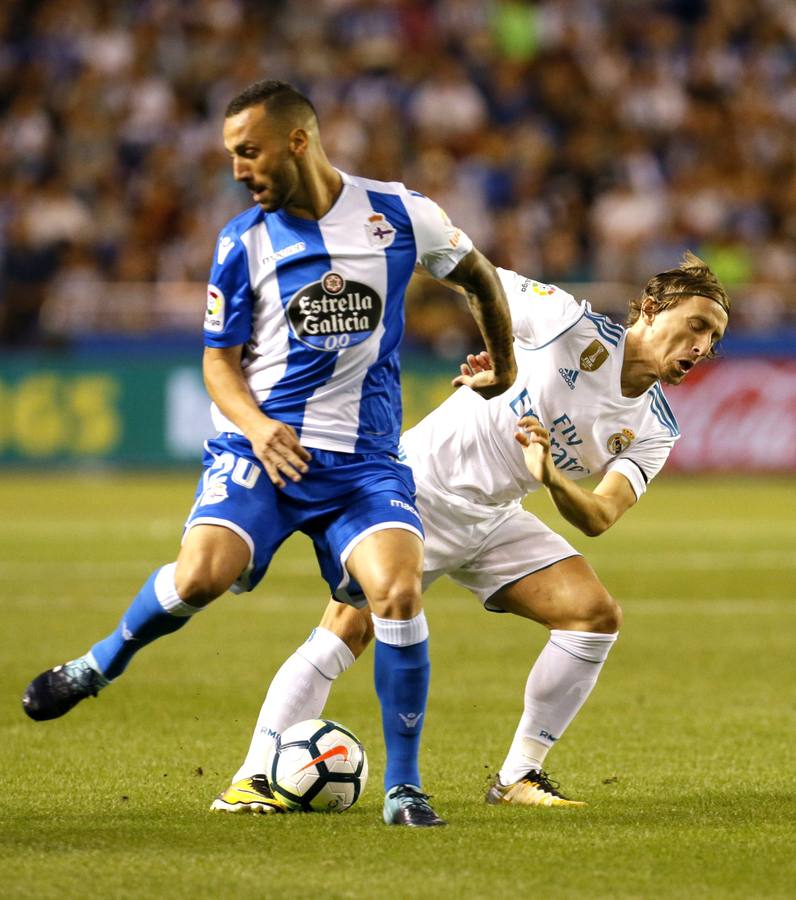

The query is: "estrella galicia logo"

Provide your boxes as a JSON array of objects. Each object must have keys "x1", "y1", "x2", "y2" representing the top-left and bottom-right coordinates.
[{"x1": 286, "y1": 271, "x2": 383, "y2": 352}]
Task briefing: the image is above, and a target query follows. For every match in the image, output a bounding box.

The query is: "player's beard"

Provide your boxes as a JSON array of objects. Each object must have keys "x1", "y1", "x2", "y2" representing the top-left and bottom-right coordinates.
[
  {"x1": 254, "y1": 161, "x2": 300, "y2": 213},
  {"x1": 252, "y1": 181, "x2": 284, "y2": 212}
]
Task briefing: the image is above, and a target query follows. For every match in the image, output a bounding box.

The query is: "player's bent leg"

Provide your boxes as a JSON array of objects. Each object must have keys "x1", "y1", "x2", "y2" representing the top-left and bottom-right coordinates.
[
  {"x1": 221, "y1": 600, "x2": 371, "y2": 801},
  {"x1": 490, "y1": 555, "x2": 622, "y2": 633},
  {"x1": 347, "y1": 529, "x2": 445, "y2": 827},
  {"x1": 22, "y1": 526, "x2": 249, "y2": 722},
  {"x1": 485, "y1": 559, "x2": 621, "y2": 806}
]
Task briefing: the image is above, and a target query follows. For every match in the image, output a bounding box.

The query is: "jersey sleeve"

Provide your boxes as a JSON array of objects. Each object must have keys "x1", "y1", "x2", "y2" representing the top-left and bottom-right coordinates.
[
  {"x1": 203, "y1": 230, "x2": 255, "y2": 348},
  {"x1": 403, "y1": 191, "x2": 473, "y2": 279},
  {"x1": 497, "y1": 268, "x2": 584, "y2": 348},
  {"x1": 606, "y1": 433, "x2": 677, "y2": 500}
]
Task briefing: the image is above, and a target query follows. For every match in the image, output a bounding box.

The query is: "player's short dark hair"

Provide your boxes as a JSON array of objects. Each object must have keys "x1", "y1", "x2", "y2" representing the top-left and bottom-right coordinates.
[
  {"x1": 225, "y1": 80, "x2": 317, "y2": 126},
  {"x1": 627, "y1": 251, "x2": 731, "y2": 356}
]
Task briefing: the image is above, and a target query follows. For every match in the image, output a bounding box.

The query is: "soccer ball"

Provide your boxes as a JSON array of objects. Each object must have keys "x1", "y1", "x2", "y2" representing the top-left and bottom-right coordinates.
[{"x1": 267, "y1": 718, "x2": 368, "y2": 812}]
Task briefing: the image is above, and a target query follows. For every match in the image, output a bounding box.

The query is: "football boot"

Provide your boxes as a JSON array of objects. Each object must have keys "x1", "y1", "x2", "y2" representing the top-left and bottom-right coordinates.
[
  {"x1": 210, "y1": 774, "x2": 288, "y2": 814},
  {"x1": 22, "y1": 659, "x2": 109, "y2": 721},
  {"x1": 383, "y1": 784, "x2": 446, "y2": 827},
  {"x1": 486, "y1": 770, "x2": 586, "y2": 808}
]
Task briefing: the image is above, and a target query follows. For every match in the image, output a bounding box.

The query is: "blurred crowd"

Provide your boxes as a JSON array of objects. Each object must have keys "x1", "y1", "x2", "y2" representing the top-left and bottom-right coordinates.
[{"x1": 1, "y1": 0, "x2": 794, "y2": 351}]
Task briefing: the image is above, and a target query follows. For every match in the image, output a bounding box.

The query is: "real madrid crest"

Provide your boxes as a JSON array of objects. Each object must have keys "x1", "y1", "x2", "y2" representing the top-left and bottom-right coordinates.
[
  {"x1": 365, "y1": 213, "x2": 396, "y2": 248},
  {"x1": 607, "y1": 428, "x2": 636, "y2": 455}
]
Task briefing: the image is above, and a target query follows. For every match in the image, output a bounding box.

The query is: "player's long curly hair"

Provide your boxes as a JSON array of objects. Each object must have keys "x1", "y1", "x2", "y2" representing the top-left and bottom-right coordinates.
[{"x1": 626, "y1": 251, "x2": 731, "y2": 357}]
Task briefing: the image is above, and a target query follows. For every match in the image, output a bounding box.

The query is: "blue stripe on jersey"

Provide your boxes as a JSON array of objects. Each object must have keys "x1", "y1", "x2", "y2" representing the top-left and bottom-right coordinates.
[
  {"x1": 586, "y1": 312, "x2": 623, "y2": 347},
  {"x1": 354, "y1": 191, "x2": 418, "y2": 452},
  {"x1": 204, "y1": 206, "x2": 263, "y2": 348},
  {"x1": 584, "y1": 310, "x2": 623, "y2": 347},
  {"x1": 648, "y1": 384, "x2": 680, "y2": 436},
  {"x1": 260, "y1": 213, "x2": 339, "y2": 435},
  {"x1": 654, "y1": 384, "x2": 680, "y2": 435},
  {"x1": 590, "y1": 310, "x2": 624, "y2": 341}
]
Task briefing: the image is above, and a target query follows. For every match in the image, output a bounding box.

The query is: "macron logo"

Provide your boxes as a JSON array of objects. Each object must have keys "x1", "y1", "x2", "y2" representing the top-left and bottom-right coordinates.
[
  {"x1": 398, "y1": 712, "x2": 424, "y2": 728},
  {"x1": 217, "y1": 236, "x2": 235, "y2": 265},
  {"x1": 558, "y1": 367, "x2": 579, "y2": 391}
]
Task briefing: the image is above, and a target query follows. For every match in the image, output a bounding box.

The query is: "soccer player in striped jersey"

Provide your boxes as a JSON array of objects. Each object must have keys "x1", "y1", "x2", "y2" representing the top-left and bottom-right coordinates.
[
  {"x1": 21, "y1": 80, "x2": 517, "y2": 828},
  {"x1": 213, "y1": 252, "x2": 729, "y2": 813}
]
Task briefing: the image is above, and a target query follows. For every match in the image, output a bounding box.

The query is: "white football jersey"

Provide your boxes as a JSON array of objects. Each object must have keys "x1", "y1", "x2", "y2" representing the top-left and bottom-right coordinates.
[
  {"x1": 401, "y1": 268, "x2": 679, "y2": 508},
  {"x1": 204, "y1": 171, "x2": 472, "y2": 454}
]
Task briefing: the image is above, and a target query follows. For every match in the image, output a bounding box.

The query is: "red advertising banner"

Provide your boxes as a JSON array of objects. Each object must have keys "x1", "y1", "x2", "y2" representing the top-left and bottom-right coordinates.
[{"x1": 666, "y1": 359, "x2": 796, "y2": 471}]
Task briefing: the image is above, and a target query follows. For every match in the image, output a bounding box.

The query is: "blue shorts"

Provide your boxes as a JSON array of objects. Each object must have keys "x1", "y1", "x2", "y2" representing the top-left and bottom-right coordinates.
[{"x1": 184, "y1": 433, "x2": 424, "y2": 606}]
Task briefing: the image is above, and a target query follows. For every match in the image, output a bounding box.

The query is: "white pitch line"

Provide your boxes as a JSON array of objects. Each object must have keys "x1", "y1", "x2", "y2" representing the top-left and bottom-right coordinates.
[
  {"x1": 4, "y1": 516, "x2": 796, "y2": 539},
  {"x1": 624, "y1": 599, "x2": 793, "y2": 614},
  {"x1": 0, "y1": 519, "x2": 179, "y2": 538},
  {"x1": 0, "y1": 559, "x2": 324, "y2": 580},
  {"x1": 586, "y1": 550, "x2": 796, "y2": 569},
  {"x1": 2, "y1": 591, "x2": 791, "y2": 615},
  {"x1": 1, "y1": 548, "x2": 794, "y2": 582}
]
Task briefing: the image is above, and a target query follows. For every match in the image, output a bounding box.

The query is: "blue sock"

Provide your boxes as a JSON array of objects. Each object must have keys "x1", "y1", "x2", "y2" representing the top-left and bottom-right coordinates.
[
  {"x1": 374, "y1": 638, "x2": 430, "y2": 791},
  {"x1": 89, "y1": 566, "x2": 196, "y2": 680}
]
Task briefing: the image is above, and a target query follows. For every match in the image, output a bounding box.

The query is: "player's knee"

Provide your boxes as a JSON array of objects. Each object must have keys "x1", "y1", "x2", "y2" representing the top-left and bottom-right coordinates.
[
  {"x1": 174, "y1": 559, "x2": 233, "y2": 607},
  {"x1": 581, "y1": 588, "x2": 622, "y2": 633},
  {"x1": 366, "y1": 573, "x2": 422, "y2": 620}
]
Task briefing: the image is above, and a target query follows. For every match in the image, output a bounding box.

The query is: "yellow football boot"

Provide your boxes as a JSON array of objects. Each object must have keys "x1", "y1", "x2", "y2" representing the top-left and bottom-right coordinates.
[
  {"x1": 210, "y1": 774, "x2": 288, "y2": 814},
  {"x1": 486, "y1": 770, "x2": 586, "y2": 808}
]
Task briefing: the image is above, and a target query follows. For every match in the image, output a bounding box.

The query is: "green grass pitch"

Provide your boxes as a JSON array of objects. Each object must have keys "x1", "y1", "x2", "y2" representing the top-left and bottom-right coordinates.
[{"x1": 1, "y1": 472, "x2": 794, "y2": 898}]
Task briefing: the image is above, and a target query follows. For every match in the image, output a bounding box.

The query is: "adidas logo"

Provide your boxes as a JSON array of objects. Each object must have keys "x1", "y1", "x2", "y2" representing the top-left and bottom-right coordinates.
[{"x1": 558, "y1": 367, "x2": 579, "y2": 390}]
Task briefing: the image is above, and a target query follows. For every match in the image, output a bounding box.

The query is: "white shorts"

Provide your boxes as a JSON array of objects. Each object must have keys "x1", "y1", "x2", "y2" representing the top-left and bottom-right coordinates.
[{"x1": 417, "y1": 478, "x2": 580, "y2": 611}]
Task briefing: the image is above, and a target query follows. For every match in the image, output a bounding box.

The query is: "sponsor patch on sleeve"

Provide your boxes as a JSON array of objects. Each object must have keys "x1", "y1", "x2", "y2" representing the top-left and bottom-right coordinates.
[{"x1": 205, "y1": 284, "x2": 225, "y2": 333}]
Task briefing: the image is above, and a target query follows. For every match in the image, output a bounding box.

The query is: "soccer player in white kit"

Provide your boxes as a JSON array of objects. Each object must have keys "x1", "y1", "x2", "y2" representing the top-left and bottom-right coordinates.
[
  {"x1": 212, "y1": 252, "x2": 730, "y2": 812},
  {"x1": 21, "y1": 80, "x2": 517, "y2": 827}
]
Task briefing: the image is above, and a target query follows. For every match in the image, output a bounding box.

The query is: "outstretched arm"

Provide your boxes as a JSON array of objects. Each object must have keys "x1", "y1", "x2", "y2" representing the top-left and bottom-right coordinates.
[
  {"x1": 516, "y1": 416, "x2": 637, "y2": 536},
  {"x1": 444, "y1": 249, "x2": 517, "y2": 399}
]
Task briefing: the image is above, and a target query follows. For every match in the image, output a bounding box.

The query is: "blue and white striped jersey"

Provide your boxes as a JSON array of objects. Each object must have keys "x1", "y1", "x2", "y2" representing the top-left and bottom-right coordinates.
[
  {"x1": 204, "y1": 170, "x2": 472, "y2": 454},
  {"x1": 402, "y1": 268, "x2": 680, "y2": 508}
]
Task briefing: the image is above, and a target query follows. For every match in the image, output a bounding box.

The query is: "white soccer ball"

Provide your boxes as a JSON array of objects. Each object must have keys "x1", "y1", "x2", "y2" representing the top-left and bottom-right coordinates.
[{"x1": 267, "y1": 718, "x2": 368, "y2": 812}]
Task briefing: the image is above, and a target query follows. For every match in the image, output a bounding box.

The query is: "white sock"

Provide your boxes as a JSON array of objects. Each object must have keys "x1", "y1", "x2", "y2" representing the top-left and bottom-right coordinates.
[
  {"x1": 371, "y1": 610, "x2": 429, "y2": 646},
  {"x1": 499, "y1": 629, "x2": 618, "y2": 785},
  {"x1": 233, "y1": 627, "x2": 355, "y2": 782}
]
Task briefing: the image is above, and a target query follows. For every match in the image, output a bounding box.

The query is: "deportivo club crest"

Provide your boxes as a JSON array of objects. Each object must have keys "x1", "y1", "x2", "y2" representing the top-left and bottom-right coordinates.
[
  {"x1": 580, "y1": 340, "x2": 609, "y2": 372},
  {"x1": 365, "y1": 213, "x2": 396, "y2": 248},
  {"x1": 322, "y1": 271, "x2": 344, "y2": 294},
  {"x1": 606, "y1": 428, "x2": 636, "y2": 455},
  {"x1": 287, "y1": 271, "x2": 384, "y2": 352}
]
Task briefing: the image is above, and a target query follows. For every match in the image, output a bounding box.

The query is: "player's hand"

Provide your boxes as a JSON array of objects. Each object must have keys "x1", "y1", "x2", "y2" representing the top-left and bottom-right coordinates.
[
  {"x1": 248, "y1": 418, "x2": 311, "y2": 488},
  {"x1": 515, "y1": 416, "x2": 553, "y2": 483},
  {"x1": 452, "y1": 351, "x2": 513, "y2": 399}
]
